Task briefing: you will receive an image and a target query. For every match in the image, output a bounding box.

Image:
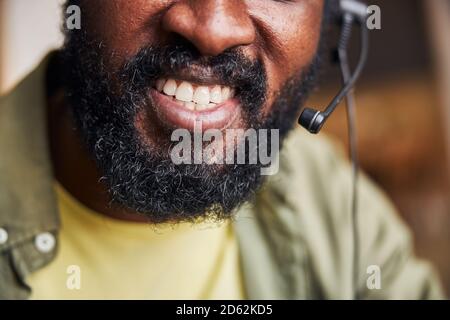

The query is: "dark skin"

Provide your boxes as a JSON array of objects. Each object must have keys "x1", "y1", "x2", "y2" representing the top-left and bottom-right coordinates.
[{"x1": 48, "y1": 0, "x2": 324, "y2": 222}]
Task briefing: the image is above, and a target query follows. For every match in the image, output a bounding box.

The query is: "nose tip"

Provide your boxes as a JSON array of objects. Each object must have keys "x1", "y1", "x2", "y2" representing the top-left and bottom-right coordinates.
[{"x1": 162, "y1": 1, "x2": 255, "y2": 56}]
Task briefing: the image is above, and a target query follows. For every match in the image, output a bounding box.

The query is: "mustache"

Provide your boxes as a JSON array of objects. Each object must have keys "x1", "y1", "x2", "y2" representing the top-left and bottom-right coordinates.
[{"x1": 118, "y1": 42, "x2": 268, "y2": 113}]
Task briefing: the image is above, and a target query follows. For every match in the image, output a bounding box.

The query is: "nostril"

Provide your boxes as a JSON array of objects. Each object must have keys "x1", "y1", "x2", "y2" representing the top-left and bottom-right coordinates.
[{"x1": 166, "y1": 34, "x2": 202, "y2": 57}]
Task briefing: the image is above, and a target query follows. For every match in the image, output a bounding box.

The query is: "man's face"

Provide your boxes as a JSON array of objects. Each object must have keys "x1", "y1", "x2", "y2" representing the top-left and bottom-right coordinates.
[{"x1": 63, "y1": 0, "x2": 326, "y2": 223}]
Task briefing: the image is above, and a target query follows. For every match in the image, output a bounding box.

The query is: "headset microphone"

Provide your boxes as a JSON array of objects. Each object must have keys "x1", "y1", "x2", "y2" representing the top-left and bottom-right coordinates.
[{"x1": 298, "y1": 0, "x2": 369, "y2": 134}]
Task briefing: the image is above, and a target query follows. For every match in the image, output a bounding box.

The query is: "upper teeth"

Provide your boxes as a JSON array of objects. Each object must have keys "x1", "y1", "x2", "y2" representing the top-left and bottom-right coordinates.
[{"x1": 155, "y1": 78, "x2": 235, "y2": 111}]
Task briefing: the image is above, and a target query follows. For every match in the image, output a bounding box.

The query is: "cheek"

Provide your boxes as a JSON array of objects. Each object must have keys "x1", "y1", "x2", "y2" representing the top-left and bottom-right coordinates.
[
  {"x1": 256, "y1": 1, "x2": 324, "y2": 111},
  {"x1": 82, "y1": 0, "x2": 164, "y2": 67}
]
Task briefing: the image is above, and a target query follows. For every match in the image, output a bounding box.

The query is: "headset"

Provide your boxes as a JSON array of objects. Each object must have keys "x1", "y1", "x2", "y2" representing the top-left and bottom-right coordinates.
[
  {"x1": 298, "y1": 0, "x2": 369, "y2": 134},
  {"x1": 298, "y1": 0, "x2": 370, "y2": 299}
]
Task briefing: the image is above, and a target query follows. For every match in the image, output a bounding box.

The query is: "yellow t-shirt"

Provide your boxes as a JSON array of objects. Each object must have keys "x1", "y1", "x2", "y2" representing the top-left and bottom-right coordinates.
[{"x1": 27, "y1": 184, "x2": 245, "y2": 299}]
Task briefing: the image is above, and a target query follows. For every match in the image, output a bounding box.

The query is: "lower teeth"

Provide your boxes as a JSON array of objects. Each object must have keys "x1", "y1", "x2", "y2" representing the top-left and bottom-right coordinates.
[{"x1": 167, "y1": 95, "x2": 217, "y2": 111}]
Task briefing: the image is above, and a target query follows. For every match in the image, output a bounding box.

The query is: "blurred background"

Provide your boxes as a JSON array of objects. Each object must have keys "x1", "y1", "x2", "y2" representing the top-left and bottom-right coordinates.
[
  {"x1": 1, "y1": 0, "x2": 449, "y2": 297},
  {"x1": 313, "y1": 0, "x2": 450, "y2": 296}
]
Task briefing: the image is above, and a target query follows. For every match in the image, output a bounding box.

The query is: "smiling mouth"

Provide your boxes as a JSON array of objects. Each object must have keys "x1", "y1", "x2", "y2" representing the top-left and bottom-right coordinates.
[
  {"x1": 149, "y1": 78, "x2": 241, "y2": 132},
  {"x1": 156, "y1": 78, "x2": 235, "y2": 110}
]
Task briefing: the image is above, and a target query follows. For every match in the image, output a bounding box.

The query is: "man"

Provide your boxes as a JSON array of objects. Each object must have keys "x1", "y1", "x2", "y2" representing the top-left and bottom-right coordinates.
[{"x1": 0, "y1": 0, "x2": 443, "y2": 299}]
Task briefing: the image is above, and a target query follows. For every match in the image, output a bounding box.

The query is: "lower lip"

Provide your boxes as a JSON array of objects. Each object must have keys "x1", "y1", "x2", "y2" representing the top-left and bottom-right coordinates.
[{"x1": 149, "y1": 89, "x2": 241, "y2": 131}]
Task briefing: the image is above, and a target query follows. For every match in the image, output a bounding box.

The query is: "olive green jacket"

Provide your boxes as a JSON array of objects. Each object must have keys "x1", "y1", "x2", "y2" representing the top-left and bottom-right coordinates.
[{"x1": 0, "y1": 56, "x2": 444, "y2": 300}]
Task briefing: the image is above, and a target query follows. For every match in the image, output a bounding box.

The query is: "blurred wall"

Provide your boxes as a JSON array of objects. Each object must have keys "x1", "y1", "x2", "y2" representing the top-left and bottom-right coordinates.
[
  {"x1": 0, "y1": 0, "x2": 64, "y2": 94},
  {"x1": 426, "y1": 0, "x2": 450, "y2": 179}
]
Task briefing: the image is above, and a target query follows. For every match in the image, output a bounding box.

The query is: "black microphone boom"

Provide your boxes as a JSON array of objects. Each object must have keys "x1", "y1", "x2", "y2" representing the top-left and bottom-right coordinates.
[{"x1": 298, "y1": 1, "x2": 369, "y2": 134}]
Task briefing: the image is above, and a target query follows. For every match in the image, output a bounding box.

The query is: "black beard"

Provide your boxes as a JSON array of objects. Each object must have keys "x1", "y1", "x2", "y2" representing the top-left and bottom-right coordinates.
[{"x1": 61, "y1": 11, "x2": 323, "y2": 224}]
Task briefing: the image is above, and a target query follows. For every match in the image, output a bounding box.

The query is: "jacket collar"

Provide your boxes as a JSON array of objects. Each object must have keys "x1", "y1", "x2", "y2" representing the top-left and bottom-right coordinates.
[{"x1": 0, "y1": 54, "x2": 60, "y2": 252}]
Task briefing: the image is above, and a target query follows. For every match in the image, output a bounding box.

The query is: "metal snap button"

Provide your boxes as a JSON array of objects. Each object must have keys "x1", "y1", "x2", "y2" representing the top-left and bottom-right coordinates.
[
  {"x1": 35, "y1": 232, "x2": 56, "y2": 253},
  {"x1": 0, "y1": 228, "x2": 8, "y2": 245}
]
